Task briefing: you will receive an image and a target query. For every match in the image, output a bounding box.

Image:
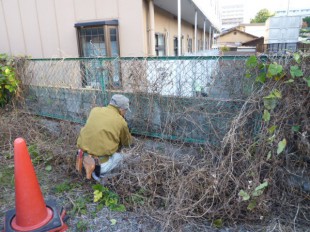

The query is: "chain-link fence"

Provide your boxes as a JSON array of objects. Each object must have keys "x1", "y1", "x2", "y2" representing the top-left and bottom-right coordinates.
[{"x1": 16, "y1": 56, "x2": 257, "y2": 145}]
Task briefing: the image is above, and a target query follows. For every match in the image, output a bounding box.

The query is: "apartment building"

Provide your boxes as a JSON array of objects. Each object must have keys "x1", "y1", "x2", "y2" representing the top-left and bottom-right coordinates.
[
  {"x1": 0, "y1": 0, "x2": 221, "y2": 58},
  {"x1": 221, "y1": 3, "x2": 245, "y2": 30}
]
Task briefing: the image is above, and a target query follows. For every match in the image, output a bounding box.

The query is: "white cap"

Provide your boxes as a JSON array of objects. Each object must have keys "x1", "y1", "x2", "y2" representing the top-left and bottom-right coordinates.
[{"x1": 109, "y1": 94, "x2": 131, "y2": 112}]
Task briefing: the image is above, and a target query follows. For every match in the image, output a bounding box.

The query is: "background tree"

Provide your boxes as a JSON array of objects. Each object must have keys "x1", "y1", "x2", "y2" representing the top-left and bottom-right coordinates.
[
  {"x1": 303, "y1": 16, "x2": 310, "y2": 27},
  {"x1": 250, "y1": 9, "x2": 274, "y2": 23}
]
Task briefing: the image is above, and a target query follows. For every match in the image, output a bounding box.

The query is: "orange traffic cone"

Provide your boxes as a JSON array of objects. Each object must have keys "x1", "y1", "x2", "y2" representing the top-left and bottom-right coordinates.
[{"x1": 3, "y1": 138, "x2": 68, "y2": 231}]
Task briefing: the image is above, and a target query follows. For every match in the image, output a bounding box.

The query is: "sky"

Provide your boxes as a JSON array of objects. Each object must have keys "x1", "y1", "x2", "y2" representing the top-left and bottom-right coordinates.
[{"x1": 194, "y1": 0, "x2": 310, "y2": 23}]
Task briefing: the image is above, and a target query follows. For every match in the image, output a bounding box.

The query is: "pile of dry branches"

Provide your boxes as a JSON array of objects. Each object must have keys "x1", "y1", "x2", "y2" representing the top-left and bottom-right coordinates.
[
  {"x1": 1, "y1": 55, "x2": 309, "y2": 231},
  {"x1": 108, "y1": 56, "x2": 310, "y2": 230}
]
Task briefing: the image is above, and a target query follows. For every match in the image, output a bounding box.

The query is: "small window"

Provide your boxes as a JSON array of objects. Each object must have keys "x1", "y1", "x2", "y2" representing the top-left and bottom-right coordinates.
[
  {"x1": 174, "y1": 37, "x2": 178, "y2": 56},
  {"x1": 188, "y1": 38, "x2": 192, "y2": 53},
  {"x1": 77, "y1": 25, "x2": 119, "y2": 57},
  {"x1": 75, "y1": 21, "x2": 121, "y2": 89},
  {"x1": 155, "y1": 33, "x2": 166, "y2": 56},
  {"x1": 174, "y1": 37, "x2": 183, "y2": 56}
]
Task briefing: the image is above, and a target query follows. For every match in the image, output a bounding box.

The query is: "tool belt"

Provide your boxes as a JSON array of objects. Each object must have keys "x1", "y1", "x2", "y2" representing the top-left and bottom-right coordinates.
[{"x1": 75, "y1": 149, "x2": 109, "y2": 179}]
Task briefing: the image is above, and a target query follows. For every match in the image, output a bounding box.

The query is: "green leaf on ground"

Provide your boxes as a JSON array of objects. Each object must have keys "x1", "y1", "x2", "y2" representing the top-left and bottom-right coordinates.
[
  {"x1": 263, "y1": 98, "x2": 277, "y2": 110},
  {"x1": 263, "y1": 110, "x2": 270, "y2": 122},
  {"x1": 94, "y1": 190, "x2": 103, "y2": 203},
  {"x1": 213, "y1": 219, "x2": 223, "y2": 228},
  {"x1": 238, "y1": 190, "x2": 250, "y2": 201},
  {"x1": 254, "y1": 181, "x2": 268, "y2": 191},
  {"x1": 110, "y1": 219, "x2": 117, "y2": 225},
  {"x1": 284, "y1": 79, "x2": 294, "y2": 83},
  {"x1": 267, "y1": 151, "x2": 272, "y2": 161},
  {"x1": 247, "y1": 200, "x2": 257, "y2": 210},
  {"x1": 292, "y1": 125, "x2": 300, "y2": 132},
  {"x1": 277, "y1": 139, "x2": 287, "y2": 154},
  {"x1": 45, "y1": 165, "x2": 52, "y2": 171},
  {"x1": 268, "y1": 125, "x2": 277, "y2": 134},
  {"x1": 303, "y1": 77, "x2": 310, "y2": 87}
]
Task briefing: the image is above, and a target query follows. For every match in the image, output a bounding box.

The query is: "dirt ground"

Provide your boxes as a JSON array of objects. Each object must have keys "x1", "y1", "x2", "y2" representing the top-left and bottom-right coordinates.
[{"x1": 1, "y1": 110, "x2": 309, "y2": 231}]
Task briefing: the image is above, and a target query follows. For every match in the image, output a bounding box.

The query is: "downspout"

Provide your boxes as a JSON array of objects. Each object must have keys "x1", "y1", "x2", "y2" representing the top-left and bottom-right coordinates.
[
  {"x1": 178, "y1": 0, "x2": 181, "y2": 56},
  {"x1": 165, "y1": 29, "x2": 169, "y2": 56},
  {"x1": 203, "y1": 19, "x2": 206, "y2": 51},
  {"x1": 209, "y1": 26, "x2": 212, "y2": 49},
  {"x1": 212, "y1": 29, "x2": 215, "y2": 47},
  {"x1": 148, "y1": 0, "x2": 155, "y2": 56},
  {"x1": 194, "y1": 10, "x2": 197, "y2": 53}
]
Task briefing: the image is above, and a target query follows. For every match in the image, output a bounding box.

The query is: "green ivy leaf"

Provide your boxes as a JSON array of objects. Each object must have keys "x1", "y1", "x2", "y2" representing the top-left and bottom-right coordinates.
[
  {"x1": 293, "y1": 53, "x2": 301, "y2": 64},
  {"x1": 303, "y1": 77, "x2": 310, "y2": 87},
  {"x1": 263, "y1": 110, "x2": 270, "y2": 122},
  {"x1": 110, "y1": 219, "x2": 117, "y2": 225},
  {"x1": 264, "y1": 89, "x2": 282, "y2": 99},
  {"x1": 263, "y1": 98, "x2": 277, "y2": 110},
  {"x1": 268, "y1": 125, "x2": 277, "y2": 134},
  {"x1": 268, "y1": 134, "x2": 275, "y2": 143},
  {"x1": 246, "y1": 56, "x2": 258, "y2": 69},
  {"x1": 213, "y1": 219, "x2": 223, "y2": 228},
  {"x1": 292, "y1": 125, "x2": 300, "y2": 132},
  {"x1": 238, "y1": 190, "x2": 250, "y2": 201},
  {"x1": 272, "y1": 89, "x2": 282, "y2": 98},
  {"x1": 255, "y1": 72, "x2": 266, "y2": 83},
  {"x1": 45, "y1": 165, "x2": 52, "y2": 171},
  {"x1": 290, "y1": 65, "x2": 303, "y2": 78},
  {"x1": 267, "y1": 151, "x2": 272, "y2": 160},
  {"x1": 284, "y1": 79, "x2": 294, "y2": 83},
  {"x1": 277, "y1": 139, "x2": 287, "y2": 154},
  {"x1": 254, "y1": 181, "x2": 268, "y2": 191},
  {"x1": 252, "y1": 181, "x2": 268, "y2": 197},
  {"x1": 252, "y1": 189, "x2": 263, "y2": 197},
  {"x1": 267, "y1": 63, "x2": 283, "y2": 78},
  {"x1": 247, "y1": 200, "x2": 257, "y2": 210},
  {"x1": 263, "y1": 90, "x2": 281, "y2": 110}
]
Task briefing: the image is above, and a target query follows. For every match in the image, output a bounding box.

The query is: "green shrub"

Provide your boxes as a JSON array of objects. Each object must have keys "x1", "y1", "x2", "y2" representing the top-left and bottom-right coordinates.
[
  {"x1": 0, "y1": 54, "x2": 19, "y2": 107},
  {"x1": 220, "y1": 46, "x2": 230, "y2": 52}
]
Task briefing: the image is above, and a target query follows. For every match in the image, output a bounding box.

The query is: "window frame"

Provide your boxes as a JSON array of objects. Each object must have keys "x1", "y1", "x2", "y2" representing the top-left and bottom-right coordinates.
[
  {"x1": 75, "y1": 21, "x2": 121, "y2": 89},
  {"x1": 155, "y1": 33, "x2": 166, "y2": 56},
  {"x1": 75, "y1": 20, "x2": 119, "y2": 58}
]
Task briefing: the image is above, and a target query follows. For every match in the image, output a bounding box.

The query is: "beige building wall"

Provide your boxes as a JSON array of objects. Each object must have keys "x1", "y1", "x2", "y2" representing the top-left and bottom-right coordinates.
[
  {"x1": 0, "y1": 0, "x2": 145, "y2": 58},
  {"x1": 218, "y1": 31, "x2": 257, "y2": 45},
  {"x1": 154, "y1": 6, "x2": 207, "y2": 55},
  {"x1": 1, "y1": 0, "x2": 212, "y2": 58}
]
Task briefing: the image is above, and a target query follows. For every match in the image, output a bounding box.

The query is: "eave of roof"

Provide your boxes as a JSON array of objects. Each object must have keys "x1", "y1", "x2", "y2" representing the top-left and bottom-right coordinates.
[
  {"x1": 215, "y1": 29, "x2": 259, "y2": 39},
  {"x1": 242, "y1": 36, "x2": 264, "y2": 45},
  {"x1": 154, "y1": 0, "x2": 220, "y2": 32}
]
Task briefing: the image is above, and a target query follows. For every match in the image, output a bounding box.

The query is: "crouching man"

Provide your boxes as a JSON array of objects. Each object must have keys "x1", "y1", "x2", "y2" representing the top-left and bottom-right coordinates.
[{"x1": 76, "y1": 94, "x2": 132, "y2": 181}]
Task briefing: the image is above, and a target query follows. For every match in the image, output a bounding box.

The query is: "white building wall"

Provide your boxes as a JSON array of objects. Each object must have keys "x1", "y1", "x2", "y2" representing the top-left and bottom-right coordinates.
[
  {"x1": 0, "y1": 2, "x2": 11, "y2": 54},
  {"x1": 265, "y1": 16, "x2": 302, "y2": 44},
  {"x1": 1, "y1": 0, "x2": 26, "y2": 55}
]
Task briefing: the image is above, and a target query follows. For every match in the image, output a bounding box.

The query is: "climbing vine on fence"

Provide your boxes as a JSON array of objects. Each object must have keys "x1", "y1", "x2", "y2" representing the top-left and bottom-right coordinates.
[
  {"x1": 246, "y1": 53, "x2": 308, "y2": 155},
  {"x1": 0, "y1": 54, "x2": 19, "y2": 107},
  {"x1": 237, "y1": 53, "x2": 310, "y2": 210}
]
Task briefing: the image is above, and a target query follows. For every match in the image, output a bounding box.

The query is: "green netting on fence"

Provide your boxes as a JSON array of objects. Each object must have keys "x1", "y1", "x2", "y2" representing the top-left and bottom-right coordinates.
[{"x1": 17, "y1": 56, "x2": 259, "y2": 145}]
